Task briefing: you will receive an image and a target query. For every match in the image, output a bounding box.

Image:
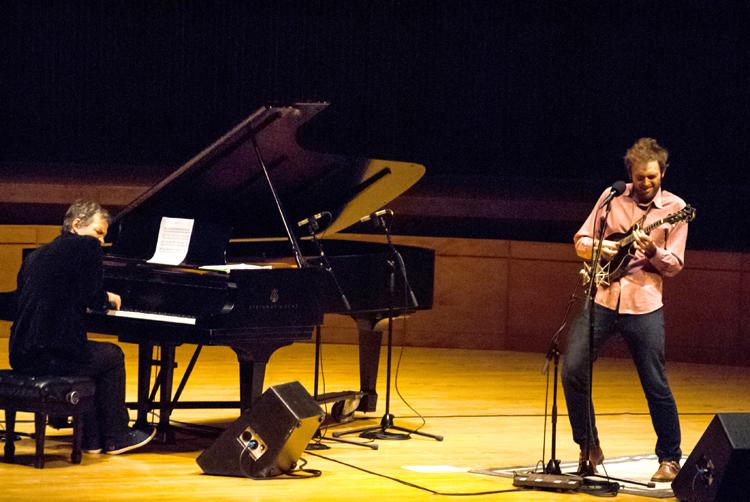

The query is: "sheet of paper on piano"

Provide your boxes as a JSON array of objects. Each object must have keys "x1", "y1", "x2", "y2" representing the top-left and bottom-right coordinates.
[
  {"x1": 146, "y1": 216, "x2": 194, "y2": 265},
  {"x1": 198, "y1": 263, "x2": 272, "y2": 273}
]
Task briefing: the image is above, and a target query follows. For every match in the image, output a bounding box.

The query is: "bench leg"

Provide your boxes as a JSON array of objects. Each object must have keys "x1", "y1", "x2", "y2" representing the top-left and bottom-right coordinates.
[
  {"x1": 4, "y1": 408, "x2": 16, "y2": 462},
  {"x1": 71, "y1": 414, "x2": 82, "y2": 464},
  {"x1": 34, "y1": 412, "x2": 46, "y2": 468}
]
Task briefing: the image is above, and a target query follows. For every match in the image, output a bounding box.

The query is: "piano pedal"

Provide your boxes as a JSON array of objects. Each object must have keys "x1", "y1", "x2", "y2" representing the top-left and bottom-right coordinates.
[{"x1": 315, "y1": 391, "x2": 363, "y2": 424}]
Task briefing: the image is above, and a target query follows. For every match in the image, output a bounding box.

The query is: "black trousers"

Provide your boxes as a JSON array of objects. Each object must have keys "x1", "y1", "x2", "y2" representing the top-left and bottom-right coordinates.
[{"x1": 16, "y1": 340, "x2": 131, "y2": 445}]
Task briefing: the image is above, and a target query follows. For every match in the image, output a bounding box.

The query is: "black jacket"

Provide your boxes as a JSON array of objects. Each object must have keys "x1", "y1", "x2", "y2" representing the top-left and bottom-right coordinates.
[{"x1": 9, "y1": 232, "x2": 109, "y2": 368}]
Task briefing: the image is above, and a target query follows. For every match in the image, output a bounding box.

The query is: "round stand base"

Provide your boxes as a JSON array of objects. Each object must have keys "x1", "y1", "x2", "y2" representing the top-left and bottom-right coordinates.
[
  {"x1": 545, "y1": 458, "x2": 562, "y2": 475},
  {"x1": 576, "y1": 460, "x2": 596, "y2": 477},
  {"x1": 359, "y1": 429, "x2": 410, "y2": 441}
]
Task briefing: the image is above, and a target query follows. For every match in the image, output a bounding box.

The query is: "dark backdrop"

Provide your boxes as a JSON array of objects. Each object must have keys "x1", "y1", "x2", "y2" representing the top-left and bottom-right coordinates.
[{"x1": 1, "y1": 1, "x2": 748, "y2": 248}]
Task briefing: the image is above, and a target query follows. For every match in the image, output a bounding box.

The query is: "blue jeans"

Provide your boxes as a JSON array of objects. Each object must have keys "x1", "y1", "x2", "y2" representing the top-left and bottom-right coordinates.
[{"x1": 561, "y1": 303, "x2": 681, "y2": 462}]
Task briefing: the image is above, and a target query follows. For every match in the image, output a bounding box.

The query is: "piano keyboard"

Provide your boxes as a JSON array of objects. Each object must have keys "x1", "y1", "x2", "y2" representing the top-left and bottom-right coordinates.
[{"x1": 105, "y1": 309, "x2": 197, "y2": 325}]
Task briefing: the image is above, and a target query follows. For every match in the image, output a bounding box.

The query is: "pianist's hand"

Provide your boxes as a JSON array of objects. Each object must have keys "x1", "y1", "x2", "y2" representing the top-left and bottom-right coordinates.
[{"x1": 107, "y1": 291, "x2": 122, "y2": 310}]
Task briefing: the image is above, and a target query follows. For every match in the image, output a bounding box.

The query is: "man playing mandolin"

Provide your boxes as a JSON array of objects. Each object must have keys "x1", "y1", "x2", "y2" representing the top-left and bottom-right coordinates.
[{"x1": 562, "y1": 137, "x2": 693, "y2": 483}]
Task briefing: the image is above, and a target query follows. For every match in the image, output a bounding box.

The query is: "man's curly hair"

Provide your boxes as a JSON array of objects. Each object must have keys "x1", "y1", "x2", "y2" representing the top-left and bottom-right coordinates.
[{"x1": 624, "y1": 137, "x2": 669, "y2": 176}]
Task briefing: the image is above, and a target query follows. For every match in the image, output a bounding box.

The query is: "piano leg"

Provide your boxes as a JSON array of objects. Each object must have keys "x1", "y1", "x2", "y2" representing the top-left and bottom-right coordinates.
[
  {"x1": 157, "y1": 344, "x2": 177, "y2": 443},
  {"x1": 132, "y1": 342, "x2": 178, "y2": 443},
  {"x1": 134, "y1": 343, "x2": 153, "y2": 430},
  {"x1": 238, "y1": 361, "x2": 265, "y2": 412},
  {"x1": 355, "y1": 317, "x2": 383, "y2": 413},
  {"x1": 231, "y1": 341, "x2": 294, "y2": 413}
]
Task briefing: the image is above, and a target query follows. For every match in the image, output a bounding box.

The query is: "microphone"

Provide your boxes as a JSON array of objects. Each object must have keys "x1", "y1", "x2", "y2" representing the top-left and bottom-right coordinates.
[
  {"x1": 297, "y1": 212, "x2": 331, "y2": 228},
  {"x1": 360, "y1": 208, "x2": 393, "y2": 223},
  {"x1": 598, "y1": 180, "x2": 627, "y2": 208}
]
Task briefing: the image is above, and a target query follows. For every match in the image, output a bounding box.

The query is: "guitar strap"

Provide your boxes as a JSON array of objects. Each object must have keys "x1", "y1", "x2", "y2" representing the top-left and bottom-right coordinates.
[{"x1": 632, "y1": 200, "x2": 654, "y2": 230}]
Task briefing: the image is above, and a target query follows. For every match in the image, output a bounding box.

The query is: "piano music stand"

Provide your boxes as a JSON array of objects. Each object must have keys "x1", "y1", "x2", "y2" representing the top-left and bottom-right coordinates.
[{"x1": 333, "y1": 212, "x2": 443, "y2": 442}]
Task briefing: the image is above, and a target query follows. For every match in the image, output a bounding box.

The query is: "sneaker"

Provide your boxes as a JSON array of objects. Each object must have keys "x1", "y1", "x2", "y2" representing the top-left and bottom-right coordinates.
[
  {"x1": 105, "y1": 427, "x2": 156, "y2": 455},
  {"x1": 82, "y1": 438, "x2": 102, "y2": 454}
]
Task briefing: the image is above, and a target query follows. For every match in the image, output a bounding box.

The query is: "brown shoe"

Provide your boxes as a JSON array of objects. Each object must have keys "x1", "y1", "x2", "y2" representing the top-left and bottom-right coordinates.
[
  {"x1": 651, "y1": 460, "x2": 680, "y2": 482},
  {"x1": 576, "y1": 444, "x2": 604, "y2": 475}
]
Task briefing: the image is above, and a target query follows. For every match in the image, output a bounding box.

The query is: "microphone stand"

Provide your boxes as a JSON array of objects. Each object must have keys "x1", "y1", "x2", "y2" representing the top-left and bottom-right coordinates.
[
  {"x1": 578, "y1": 203, "x2": 610, "y2": 476},
  {"x1": 576, "y1": 202, "x2": 656, "y2": 490},
  {"x1": 532, "y1": 274, "x2": 585, "y2": 477},
  {"x1": 304, "y1": 216, "x2": 351, "y2": 313},
  {"x1": 541, "y1": 343, "x2": 563, "y2": 475},
  {"x1": 334, "y1": 212, "x2": 442, "y2": 442},
  {"x1": 300, "y1": 218, "x2": 377, "y2": 451},
  {"x1": 540, "y1": 318, "x2": 567, "y2": 473}
]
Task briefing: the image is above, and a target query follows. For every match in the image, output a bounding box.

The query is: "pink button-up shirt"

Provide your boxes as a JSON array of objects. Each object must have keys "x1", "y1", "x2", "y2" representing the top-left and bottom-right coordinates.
[{"x1": 574, "y1": 184, "x2": 689, "y2": 314}]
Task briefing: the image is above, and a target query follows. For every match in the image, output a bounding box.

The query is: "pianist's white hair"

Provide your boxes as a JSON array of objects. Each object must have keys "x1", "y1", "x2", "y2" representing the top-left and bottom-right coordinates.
[{"x1": 62, "y1": 199, "x2": 111, "y2": 234}]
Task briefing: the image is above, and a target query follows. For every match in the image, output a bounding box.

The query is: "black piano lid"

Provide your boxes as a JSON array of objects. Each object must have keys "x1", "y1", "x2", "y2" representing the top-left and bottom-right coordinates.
[{"x1": 107, "y1": 102, "x2": 425, "y2": 261}]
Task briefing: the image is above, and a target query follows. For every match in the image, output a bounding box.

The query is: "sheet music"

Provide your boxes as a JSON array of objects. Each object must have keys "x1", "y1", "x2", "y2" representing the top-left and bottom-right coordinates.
[{"x1": 147, "y1": 217, "x2": 194, "y2": 265}]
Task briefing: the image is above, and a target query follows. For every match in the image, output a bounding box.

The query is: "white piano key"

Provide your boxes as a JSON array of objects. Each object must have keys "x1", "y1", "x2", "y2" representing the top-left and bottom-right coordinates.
[{"x1": 105, "y1": 309, "x2": 197, "y2": 325}]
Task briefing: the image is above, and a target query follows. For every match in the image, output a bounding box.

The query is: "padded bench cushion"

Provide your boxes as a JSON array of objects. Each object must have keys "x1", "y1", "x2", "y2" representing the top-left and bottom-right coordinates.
[{"x1": 0, "y1": 370, "x2": 95, "y2": 404}]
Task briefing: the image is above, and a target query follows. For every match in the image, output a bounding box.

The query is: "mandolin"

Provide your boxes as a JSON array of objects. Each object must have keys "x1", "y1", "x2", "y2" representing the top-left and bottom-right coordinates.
[{"x1": 580, "y1": 204, "x2": 696, "y2": 287}]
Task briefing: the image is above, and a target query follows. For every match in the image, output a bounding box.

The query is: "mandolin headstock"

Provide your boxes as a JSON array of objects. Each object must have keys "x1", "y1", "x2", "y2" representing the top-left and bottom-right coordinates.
[{"x1": 666, "y1": 204, "x2": 696, "y2": 225}]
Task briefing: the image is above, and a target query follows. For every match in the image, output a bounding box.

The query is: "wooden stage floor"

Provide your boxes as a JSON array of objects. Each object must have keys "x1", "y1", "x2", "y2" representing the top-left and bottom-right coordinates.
[{"x1": 1, "y1": 336, "x2": 748, "y2": 501}]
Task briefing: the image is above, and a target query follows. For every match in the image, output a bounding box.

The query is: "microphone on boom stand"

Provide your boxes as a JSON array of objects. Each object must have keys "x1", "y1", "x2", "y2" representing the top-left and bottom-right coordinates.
[
  {"x1": 359, "y1": 208, "x2": 393, "y2": 224},
  {"x1": 297, "y1": 211, "x2": 331, "y2": 231},
  {"x1": 334, "y1": 208, "x2": 441, "y2": 442},
  {"x1": 297, "y1": 210, "x2": 374, "y2": 451}
]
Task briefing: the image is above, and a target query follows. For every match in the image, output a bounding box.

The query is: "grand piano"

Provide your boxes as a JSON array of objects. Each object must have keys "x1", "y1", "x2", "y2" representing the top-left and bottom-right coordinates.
[{"x1": 81, "y1": 102, "x2": 435, "y2": 439}]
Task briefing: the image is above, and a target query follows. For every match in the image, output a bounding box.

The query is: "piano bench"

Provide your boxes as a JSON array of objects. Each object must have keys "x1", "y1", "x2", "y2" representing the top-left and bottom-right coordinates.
[{"x1": 0, "y1": 370, "x2": 95, "y2": 468}]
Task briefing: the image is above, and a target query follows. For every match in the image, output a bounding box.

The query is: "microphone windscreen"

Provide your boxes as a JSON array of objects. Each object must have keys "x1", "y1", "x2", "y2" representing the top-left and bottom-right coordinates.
[{"x1": 612, "y1": 180, "x2": 627, "y2": 194}]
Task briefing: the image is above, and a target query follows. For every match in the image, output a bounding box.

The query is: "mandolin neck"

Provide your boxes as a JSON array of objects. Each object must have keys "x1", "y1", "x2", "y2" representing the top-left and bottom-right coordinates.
[{"x1": 618, "y1": 217, "x2": 669, "y2": 248}]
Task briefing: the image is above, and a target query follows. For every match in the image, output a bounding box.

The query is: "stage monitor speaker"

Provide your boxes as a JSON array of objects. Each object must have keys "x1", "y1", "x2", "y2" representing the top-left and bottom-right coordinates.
[
  {"x1": 196, "y1": 381, "x2": 324, "y2": 478},
  {"x1": 672, "y1": 413, "x2": 750, "y2": 501}
]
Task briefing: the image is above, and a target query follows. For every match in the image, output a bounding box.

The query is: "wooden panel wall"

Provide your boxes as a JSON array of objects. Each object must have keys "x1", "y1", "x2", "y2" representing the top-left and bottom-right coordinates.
[
  {"x1": 1, "y1": 226, "x2": 748, "y2": 367},
  {"x1": 321, "y1": 234, "x2": 750, "y2": 367}
]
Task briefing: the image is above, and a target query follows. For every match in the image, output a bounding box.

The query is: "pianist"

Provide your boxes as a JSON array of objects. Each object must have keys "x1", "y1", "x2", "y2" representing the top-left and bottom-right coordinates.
[{"x1": 9, "y1": 199, "x2": 156, "y2": 455}]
